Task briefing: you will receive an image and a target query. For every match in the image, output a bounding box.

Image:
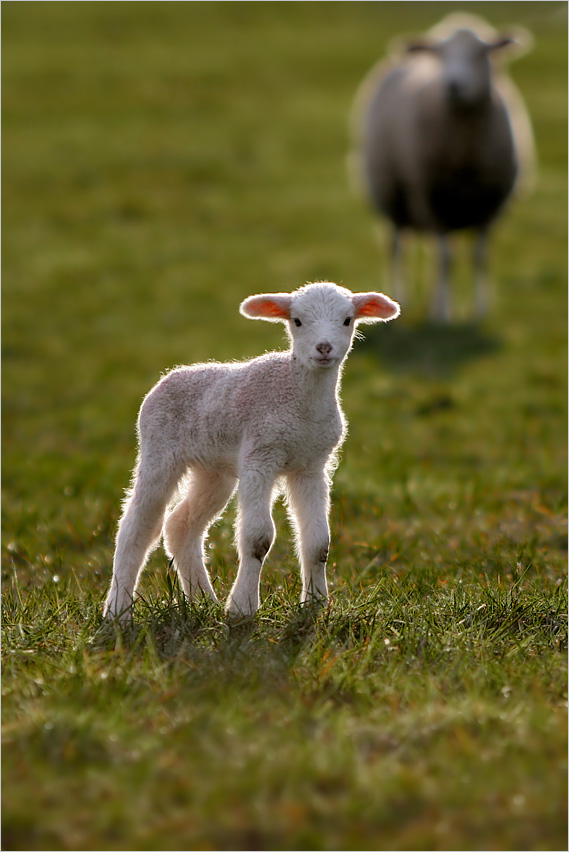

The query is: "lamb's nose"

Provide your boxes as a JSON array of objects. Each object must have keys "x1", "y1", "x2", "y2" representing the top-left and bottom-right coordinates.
[{"x1": 316, "y1": 343, "x2": 332, "y2": 356}]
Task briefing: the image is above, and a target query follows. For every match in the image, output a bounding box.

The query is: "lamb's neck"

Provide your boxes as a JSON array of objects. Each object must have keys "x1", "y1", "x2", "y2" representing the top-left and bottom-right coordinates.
[{"x1": 290, "y1": 357, "x2": 342, "y2": 405}]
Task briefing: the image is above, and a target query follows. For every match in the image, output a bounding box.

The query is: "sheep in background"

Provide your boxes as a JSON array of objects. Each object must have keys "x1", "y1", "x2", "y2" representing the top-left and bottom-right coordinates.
[
  {"x1": 350, "y1": 13, "x2": 535, "y2": 322},
  {"x1": 104, "y1": 282, "x2": 400, "y2": 621}
]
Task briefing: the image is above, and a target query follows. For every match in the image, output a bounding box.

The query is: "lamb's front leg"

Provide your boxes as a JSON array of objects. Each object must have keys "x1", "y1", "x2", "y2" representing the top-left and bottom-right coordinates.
[
  {"x1": 226, "y1": 470, "x2": 276, "y2": 619},
  {"x1": 285, "y1": 469, "x2": 331, "y2": 606}
]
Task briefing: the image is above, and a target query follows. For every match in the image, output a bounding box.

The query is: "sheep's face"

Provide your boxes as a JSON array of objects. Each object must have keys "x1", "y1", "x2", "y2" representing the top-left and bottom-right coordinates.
[
  {"x1": 407, "y1": 28, "x2": 515, "y2": 108},
  {"x1": 440, "y1": 31, "x2": 493, "y2": 106},
  {"x1": 240, "y1": 283, "x2": 400, "y2": 371}
]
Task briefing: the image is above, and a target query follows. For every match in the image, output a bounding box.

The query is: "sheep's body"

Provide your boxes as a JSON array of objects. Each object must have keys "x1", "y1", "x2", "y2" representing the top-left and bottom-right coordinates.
[
  {"x1": 362, "y1": 60, "x2": 517, "y2": 233},
  {"x1": 104, "y1": 282, "x2": 400, "y2": 620},
  {"x1": 352, "y1": 14, "x2": 534, "y2": 321}
]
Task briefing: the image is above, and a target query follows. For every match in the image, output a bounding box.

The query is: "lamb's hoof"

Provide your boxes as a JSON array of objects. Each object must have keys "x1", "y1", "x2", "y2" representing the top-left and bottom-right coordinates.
[
  {"x1": 103, "y1": 609, "x2": 133, "y2": 626},
  {"x1": 300, "y1": 591, "x2": 328, "y2": 610},
  {"x1": 224, "y1": 600, "x2": 257, "y2": 636},
  {"x1": 224, "y1": 611, "x2": 255, "y2": 643},
  {"x1": 88, "y1": 614, "x2": 135, "y2": 649},
  {"x1": 225, "y1": 607, "x2": 255, "y2": 625}
]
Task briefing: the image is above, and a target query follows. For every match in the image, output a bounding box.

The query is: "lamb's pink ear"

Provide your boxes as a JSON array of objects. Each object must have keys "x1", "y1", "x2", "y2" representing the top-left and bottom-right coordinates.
[
  {"x1": 352, "y1": 292, "x2": 400, "y2": 323},
  {"x1": 240, "y1": 293, "x2": 292, "y2": 322}
]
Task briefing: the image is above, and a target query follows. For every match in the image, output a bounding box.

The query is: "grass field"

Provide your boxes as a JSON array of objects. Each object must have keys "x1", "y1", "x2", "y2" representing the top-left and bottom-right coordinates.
[{"x1": 2, "y1": 2, "x2": 567, "y2": 850}]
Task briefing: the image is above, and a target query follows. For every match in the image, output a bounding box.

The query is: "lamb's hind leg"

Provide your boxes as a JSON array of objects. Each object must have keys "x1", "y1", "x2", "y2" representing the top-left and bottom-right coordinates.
[
  {"x1": 163, "y1": 467, "x2": 236, "y2": 602},
  {"x1": 104, "y1": 461, "x2": 180, "y2": 621}
]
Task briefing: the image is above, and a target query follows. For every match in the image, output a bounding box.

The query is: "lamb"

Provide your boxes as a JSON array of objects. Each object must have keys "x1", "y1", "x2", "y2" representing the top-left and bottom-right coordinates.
[
  {"x1": 350, "y1": 13, "x2": 535, "y2": 321},
  {"x1": 103, "y1": 281, "x2": 400, "y2": 621}
]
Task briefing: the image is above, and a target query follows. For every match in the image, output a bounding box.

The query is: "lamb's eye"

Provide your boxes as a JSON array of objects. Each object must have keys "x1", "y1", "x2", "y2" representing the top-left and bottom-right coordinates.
[
  {"x1": 293, "y1": 318, "x2": 302, "y2": 327},
  {"x1": 343, "y1": 317, "x2": 352, "y2": 326}
]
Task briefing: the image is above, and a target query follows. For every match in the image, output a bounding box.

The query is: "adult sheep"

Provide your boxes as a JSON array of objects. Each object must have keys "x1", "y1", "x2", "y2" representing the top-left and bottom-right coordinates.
[{"x1": 351, "y1": 13, "x2": 535, "y2": 321}]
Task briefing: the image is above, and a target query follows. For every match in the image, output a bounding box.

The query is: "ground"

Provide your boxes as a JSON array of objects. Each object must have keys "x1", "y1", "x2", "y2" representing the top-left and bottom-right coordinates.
[{"x1": 2, "y1": 3, "x2": 567, "y2": 850}]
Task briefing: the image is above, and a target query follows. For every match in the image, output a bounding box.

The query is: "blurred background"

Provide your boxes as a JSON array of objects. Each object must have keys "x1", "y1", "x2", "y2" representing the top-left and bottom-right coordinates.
[
  {"x1": 2, "y1": 0, "x2": 566, "y2": 585},
  {"x1": 2, "y1": 3, "x2": 567, "y2": 849},
  {"x1": 3, "y1": 0, "x2": 567, "y2": 591}
]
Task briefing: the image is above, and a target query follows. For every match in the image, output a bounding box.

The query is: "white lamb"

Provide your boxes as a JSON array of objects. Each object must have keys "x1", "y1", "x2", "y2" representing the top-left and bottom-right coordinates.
[{"x1": 103, "y1": 281, "x2": 400, "y2": 621}]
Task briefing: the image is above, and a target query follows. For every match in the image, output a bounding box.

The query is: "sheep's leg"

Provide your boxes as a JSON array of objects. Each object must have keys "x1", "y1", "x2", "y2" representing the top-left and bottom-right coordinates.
[
  {"x1": 473, "y1": 227, "x2": 489, "y2": 319},
  {"x1": 285, "y1": 470, "x2": 330, "y2": 607},
  {"x1": 432, "y1": 233, "x2": 452, "y2": 323},
  {"x1": 104, "y1": 462, "x2": 180, "y2": 621},
  {"x1": 163, "y1": 467, "x2": 236, "y2": 602},
  {"x1": 391, "y1": 227, "x2": 404, "y2": 308},
  {"x1": 226, "y1": 470, "x2": 276, "y2": 618}
]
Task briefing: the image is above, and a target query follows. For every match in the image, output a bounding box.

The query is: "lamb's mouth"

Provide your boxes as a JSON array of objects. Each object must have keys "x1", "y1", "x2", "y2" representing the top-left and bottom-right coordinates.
[{"x1": 311, "y1": 356, "x2": 337, "y2": 367}]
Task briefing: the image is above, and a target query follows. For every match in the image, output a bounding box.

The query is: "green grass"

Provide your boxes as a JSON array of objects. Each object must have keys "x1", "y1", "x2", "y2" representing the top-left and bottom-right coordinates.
[{"x1": 2, "y1": 2, "x2": 567, "y2": 850}]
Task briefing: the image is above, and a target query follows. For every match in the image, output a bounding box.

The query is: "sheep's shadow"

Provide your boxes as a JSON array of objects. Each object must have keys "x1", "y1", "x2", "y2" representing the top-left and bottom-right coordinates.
[{"x1": 359, "y1": 320, "x2": 502, "y2": 377}]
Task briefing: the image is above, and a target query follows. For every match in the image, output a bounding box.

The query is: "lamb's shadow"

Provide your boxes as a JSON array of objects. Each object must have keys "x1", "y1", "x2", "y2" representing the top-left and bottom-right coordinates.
[
  {"x1": 359, "y1": 320, "x2": 502, "y2": 377},
  {"x1": 89, "y1": 597, "x2": 321, "y2": 669}
]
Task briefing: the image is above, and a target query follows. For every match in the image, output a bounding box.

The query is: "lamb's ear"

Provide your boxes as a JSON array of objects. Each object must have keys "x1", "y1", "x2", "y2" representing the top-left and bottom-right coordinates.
[
  {"x1": 240, "y1": 293, "x2": 292, "y2": 322},
  {"x1": 352, "y1": 292, "x2": 400, "y2": 323}
]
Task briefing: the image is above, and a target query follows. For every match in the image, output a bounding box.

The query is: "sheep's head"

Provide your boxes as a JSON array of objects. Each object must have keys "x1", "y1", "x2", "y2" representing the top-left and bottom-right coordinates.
[
  {"x1": 240, "y1": 282, "x2": 400, "y2": 370},
  {"x1": 406, "y1": 27, "x2": 516, "y2": 108}
]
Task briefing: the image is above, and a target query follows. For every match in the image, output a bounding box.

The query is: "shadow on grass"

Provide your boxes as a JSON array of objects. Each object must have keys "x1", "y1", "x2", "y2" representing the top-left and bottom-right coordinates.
[
  {"x1": 86, "y1": 570, "x2": 567, "y2": 684},
  {"x1": 359, "y1": 320, "x2": 502, "y2": 377},
  {"x1": 89, "y1": 583, "x2": 322, "y2": 671}
]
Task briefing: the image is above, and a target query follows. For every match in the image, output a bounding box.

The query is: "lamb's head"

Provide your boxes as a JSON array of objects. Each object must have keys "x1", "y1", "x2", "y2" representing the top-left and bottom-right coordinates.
[
  {"x1": 406, "y1": 22, "x2": 516, "y2": 108},
  {"x1": 240, "y1": 282, "x2": 400, "y2": 370}
]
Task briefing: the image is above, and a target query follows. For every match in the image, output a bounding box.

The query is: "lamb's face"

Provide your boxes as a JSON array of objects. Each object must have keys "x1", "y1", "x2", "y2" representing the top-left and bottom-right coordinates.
[
  {"x1": 287, "y1": 285, "x2": 357, "y2": 371},
  {"x1": 239, "y1": 282, "x2": 400, "y2": 368}
]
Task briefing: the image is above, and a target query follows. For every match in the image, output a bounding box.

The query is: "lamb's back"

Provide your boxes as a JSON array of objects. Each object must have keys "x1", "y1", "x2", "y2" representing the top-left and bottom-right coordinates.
[
  {"x1": 209, "y1": 354, "x2": 343, "y2": 466},
  {"x1": 138, "y1": 352, "x2": 327, "y2": 470}
]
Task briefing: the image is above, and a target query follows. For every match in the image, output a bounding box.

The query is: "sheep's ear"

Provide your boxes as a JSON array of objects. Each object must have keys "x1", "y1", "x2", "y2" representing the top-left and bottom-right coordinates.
[
  {"x1": 240, "y1": 293, "x2": 292, "y2": 322},
  {"x1": 488, "y1": 35, "x2": 516, "y2": 52},
  {"x1": 352, "y1": 292, "x2": 400, "y2": 323},
  {"x1": 404, "y1": 39, "x2": 437, "y2": 54},
  {"x1": 487, "y1": 26, "x2": 533, "y2": 58}
]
